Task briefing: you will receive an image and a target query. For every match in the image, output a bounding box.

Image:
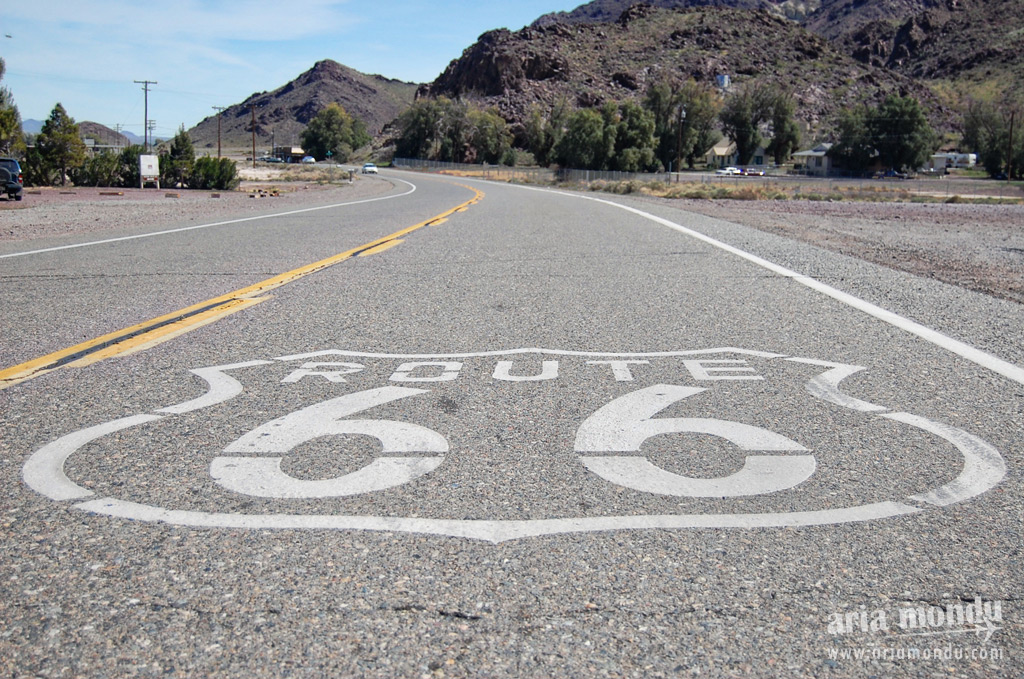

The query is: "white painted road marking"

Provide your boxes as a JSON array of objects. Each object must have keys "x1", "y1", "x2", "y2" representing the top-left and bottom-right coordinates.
[
  {"x1": 21, "y1": 349, "x2": 1007, "y2": 540},
  {"x1": 575, "y1": 384, "x2": 815, "y2": 497},
  {"x1": 211, "y1": 387, "x2": 448, "y2": 499},
  {"x1": 0, "y1": 178, "x2": 417, "y2": 259},
  {"x1": 505, "y1": 182, "x2": 1024, "y2": 387}
]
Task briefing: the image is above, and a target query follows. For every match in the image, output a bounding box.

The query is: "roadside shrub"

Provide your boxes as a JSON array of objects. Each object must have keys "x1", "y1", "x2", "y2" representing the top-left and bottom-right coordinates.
[
  {"x1": 189, "y1": 156, "x2": 239, "y2": 190},
  {"x1": 728, "y1": 187, "x2": 761, "y2": 201},
  {"x1": 69, "y1": 151, "x2": 120, "y2": 187}
]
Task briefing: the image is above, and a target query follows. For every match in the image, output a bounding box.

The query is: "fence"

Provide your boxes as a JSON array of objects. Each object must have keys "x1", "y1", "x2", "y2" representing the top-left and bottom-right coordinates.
[
  {"x1": 392, "y1": 158, "x2": 669, "y2": 185},
  {"x1": 392, "y1": 158, "x2": 1024, "y2": 201}
]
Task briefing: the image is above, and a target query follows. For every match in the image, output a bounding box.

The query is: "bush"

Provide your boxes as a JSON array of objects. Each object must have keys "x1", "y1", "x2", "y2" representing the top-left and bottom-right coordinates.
[
  {"x1": 189, "y1": 156, "x2": 239, "y2": 190},
  {"x1": 69, "y1": 151, "x2": 120, "y2": 187}
]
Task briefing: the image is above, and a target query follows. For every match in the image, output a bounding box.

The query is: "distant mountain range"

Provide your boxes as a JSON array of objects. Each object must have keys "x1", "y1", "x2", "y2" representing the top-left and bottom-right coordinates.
[
  {"x1": 24, "y1": 118, "x2": 145, "y2": 145},
  {"x1": 26, "y1": 0, "x2": 1023, "y2": 153},
  {"x1": 186, "y1": 60, "x2": 418, "y2": 150}
]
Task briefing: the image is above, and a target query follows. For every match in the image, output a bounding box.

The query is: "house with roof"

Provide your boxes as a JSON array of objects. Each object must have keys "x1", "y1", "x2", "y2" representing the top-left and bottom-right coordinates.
[
  {"x1": 704, "y1": 138, "x2": 767, "y2": 169},
  {"x1": 792, "y1": 143, "x2": 834, "y2": 177}
]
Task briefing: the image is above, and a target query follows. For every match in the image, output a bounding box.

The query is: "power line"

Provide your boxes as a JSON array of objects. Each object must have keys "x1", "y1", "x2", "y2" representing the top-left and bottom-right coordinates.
[{"x1": 134, "y1": 79, "x2": 157, "y2": 151}]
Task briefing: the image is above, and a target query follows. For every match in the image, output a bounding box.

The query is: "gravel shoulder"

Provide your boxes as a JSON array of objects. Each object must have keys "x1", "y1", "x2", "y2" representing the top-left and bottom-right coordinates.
[
  {"x1": 644, "y1": 197, "x2": 1024, "y2": 305},
  {"x1": 0, "y1": 178, "x2": 392, "y2": 243}
]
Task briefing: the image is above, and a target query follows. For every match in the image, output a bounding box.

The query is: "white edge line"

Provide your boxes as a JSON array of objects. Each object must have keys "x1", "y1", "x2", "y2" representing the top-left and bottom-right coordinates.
[
  {"x1": 483, "y1": 181, "x2": 1024, "y2": 387},
  {"x1": 0, "y1": 177, "x2": 417, "y2": 259}
]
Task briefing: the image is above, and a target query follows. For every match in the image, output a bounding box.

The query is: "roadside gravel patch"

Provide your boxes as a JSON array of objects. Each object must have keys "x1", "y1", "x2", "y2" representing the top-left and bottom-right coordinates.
[
  {"x1": 0, "y1": 179, "x2": 391, "y2": 243},
  {"x1": 646, "y1": 198, "x2": 1024, "y2": 305}
]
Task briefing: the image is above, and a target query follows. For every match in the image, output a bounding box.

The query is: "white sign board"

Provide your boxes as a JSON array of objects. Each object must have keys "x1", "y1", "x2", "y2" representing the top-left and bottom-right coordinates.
[{"x1": 139, "y1": 154, "x2": 159, "y2": 189}]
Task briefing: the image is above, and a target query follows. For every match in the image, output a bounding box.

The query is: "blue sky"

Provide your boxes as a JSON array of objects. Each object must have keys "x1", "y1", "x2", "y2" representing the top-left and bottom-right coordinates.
[{"x1": 1, "y1": 1, "x2": 582, "y2": 139}]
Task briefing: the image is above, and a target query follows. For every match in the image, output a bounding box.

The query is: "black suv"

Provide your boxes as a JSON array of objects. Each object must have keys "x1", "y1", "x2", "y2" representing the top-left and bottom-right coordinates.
[{"x1": 0, "y1": 157, "x2": 24, "y2": 201}]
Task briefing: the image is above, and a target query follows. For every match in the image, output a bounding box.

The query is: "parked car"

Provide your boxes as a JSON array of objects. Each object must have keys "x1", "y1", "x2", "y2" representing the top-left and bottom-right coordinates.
[
  {"x1": 0, "y1": 157, "x2": 24, "y2": 201},
  {"x1": 715, "y1": 166, "x2": 742, "y2": 176},
  {"x1": 361, "y1": 163, "x2": 379, "y2": 174},
  {"x1": 742, "y1": 167, "x2": 765, "y2": 176},
  {"x1": 301, "y1": 156, "x2": 317, "y2": 164}
]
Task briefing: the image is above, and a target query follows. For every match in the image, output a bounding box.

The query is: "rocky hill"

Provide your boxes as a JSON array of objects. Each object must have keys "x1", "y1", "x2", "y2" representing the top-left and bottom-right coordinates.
[
  {"x1": 805, "y1": 0, "x2": 1024, "y2": 100},
  {"x1": 422, "y1": 5, "x2": 947, "y2": 137},
  {"x1": 533, "y1": 0, "x2": 822, "y2": 25},
  {"x1": 533, "y1": 0, "x2": 1024, "y2": 104},
  {"x1": 79, "y1": 121, "x2": 130, "y2": 147},
  {"x1": 187, "y1": 60, "x2": 418, "y2": 150}
]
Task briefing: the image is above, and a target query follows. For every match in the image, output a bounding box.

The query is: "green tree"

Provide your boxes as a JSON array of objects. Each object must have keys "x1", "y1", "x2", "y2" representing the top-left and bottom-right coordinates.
[
  {"x1": 22, "y1": 143, "x2": 56, "y2": 186},
  {"x1": 828, "y1": 105, "x2": 875, "y2": 173},
  {"x1": 555, "y1": 108, "x2": 606, "y2": 169},
  {"x1": 719, "y1": 83, "x2": 773, "y2": 166},
  {"x1": 962, "y1": 97, "x2": 1023, "y2": 178},
  {"x1": 607, "y1": 100, "x2": 656, "y2": 172},
  {"x1": 644, "y1": 78, "x2": 721, "y2": 171},
  {"x1": 0, "y1": 58, "x2": 22, "y2": 156},
  {"x1": 679, "y1": 81, "x2": 722, "y2": 169},
  {"x1": 116, "y1": 144, "x2": 146, "y2": 188},
  {"x1": 300, "y1": 103, "x2": 370, "y2": 162},
  {"x1": 396, "y1": 97, "x2": 512, "y2": 164},
  {"x1": 161, "y1": 125, "x2": 195, "y2": 188},
  {"x1": 766, "y1": 91, "x2": 801, "y2": 165},
  {"x1": 525, "y1": 98, "x2": 569, "y2": 167},
  {"x1": 467, "y1": 107, "x2": 512, "y2": 164},
  {"x1": 869, "y1": 95, "x2": 936, "y2": 172},
  {"x1": 396, "y1": 99, "x2": 443, "y2": 160},
  {"x1": 36, "y1": 103, "x2": 87, "y2": 186}
]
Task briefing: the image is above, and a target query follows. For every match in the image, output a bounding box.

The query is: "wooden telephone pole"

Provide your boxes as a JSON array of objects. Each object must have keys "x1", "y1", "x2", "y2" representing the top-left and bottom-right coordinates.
[
  {"x1": 249, "y1": 104, "x2": 259, "y2": 168},
  {"x1": 1008, "y1": 111, "x2": 1015, "y2": 182},
  {"x1": 213, "y1": 106, "x2": 226, "y2": 158},
  {"x1": 134, "y1": 80, "x2": 157, "y2": 151}
]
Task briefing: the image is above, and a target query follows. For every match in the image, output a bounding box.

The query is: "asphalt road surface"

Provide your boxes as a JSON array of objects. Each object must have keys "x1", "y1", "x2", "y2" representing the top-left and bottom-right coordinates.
[{"x1": 1, "y1": 171, "x2": 1022, "y2": 678}]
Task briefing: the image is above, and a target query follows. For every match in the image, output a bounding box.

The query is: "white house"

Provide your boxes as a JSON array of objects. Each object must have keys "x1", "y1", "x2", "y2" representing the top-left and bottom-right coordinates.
[
  {"x1": 793, "y1": 143, "x2": 834, "y2": 177},
  {"x1": 927, "y1": 152, "x2": 977, "y2": 173},
  {"x1": 705, "y1": 138, "x2": 767, "y2": 169}
]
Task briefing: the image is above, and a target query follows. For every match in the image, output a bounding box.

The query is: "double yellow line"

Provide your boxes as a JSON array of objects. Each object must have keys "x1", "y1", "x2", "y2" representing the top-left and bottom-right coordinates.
[{"x1": 0, "y1": 185, "x2": 483, "y2": 390}]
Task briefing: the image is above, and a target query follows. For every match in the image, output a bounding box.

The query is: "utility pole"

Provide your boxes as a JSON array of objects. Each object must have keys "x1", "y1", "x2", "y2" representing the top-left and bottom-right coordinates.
[
  {"x1": 212, "y1": 106, "x2": 226, "y2": 158},
  {"x1": 147, "y1": 120, "x2": 157, "y2": 148},
  {"x1": 1008, "y1": 110, "x2": 1016, "y2": 182},
  {"x1": 675, "y1": 103, "x2": 686, "y2": 181},
  {"x1": 248, "y1": 104, "x2": 258, "y2": 168},
  {"x1": 134, "y1": 80, "x2": 157, "y2": 151}
]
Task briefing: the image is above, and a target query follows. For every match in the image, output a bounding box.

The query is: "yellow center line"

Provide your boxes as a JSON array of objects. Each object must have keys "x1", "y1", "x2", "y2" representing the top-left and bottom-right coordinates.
[
  {"x1": 357, "y1": 239, "x2": 404, "y2": 257},
  {"x1": 0, "y1": 184, "x2": 484, "y2": 389}
]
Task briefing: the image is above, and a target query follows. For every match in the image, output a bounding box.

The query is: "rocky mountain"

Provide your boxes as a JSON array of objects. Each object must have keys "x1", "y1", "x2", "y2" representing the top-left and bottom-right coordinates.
[
  {"x1": 187, "y1": 60, "x2": 418, "y2": 150},
  {"x1": 421, "y1": 5, "x2": 947, "y2": 138},
  {"x1": 533, "y1": 0, "x2": 822, "y2": 25},
  {"x1": 532, "y1": 0, "x2": 1024, "y2": 103},
  {"x1": 805, "y1": 0, "x2": 1024, "y2": 100}
]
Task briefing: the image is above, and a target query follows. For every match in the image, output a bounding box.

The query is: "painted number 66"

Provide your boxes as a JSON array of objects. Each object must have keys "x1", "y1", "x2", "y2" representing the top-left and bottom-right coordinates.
[{"x1": 210, "y1": 385, "x2": 815, "y2": 499}]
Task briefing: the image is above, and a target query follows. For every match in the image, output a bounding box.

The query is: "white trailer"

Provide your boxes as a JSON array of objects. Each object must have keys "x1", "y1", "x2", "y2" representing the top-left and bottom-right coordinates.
[{"x1": 139, "y1": 154, "x2": 160, "y2": 189}]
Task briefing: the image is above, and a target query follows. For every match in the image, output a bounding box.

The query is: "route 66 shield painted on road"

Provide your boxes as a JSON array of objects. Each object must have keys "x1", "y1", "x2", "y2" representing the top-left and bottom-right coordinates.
[{"x1": 23, "y1": 348, "x2": 1005, "y2": 542}]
